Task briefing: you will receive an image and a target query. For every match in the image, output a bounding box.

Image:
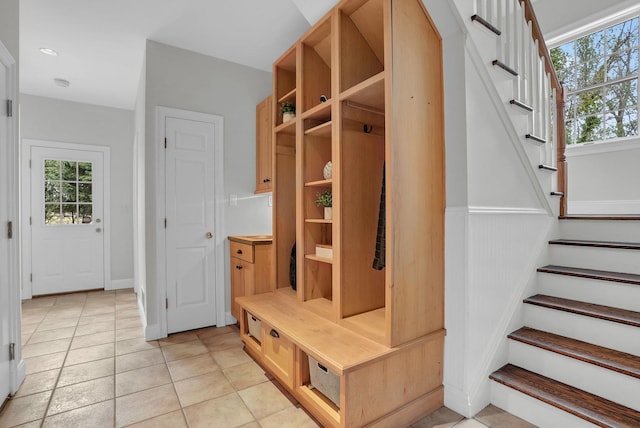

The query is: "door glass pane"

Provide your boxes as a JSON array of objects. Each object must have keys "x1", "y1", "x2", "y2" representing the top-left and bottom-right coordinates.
[
  {"x1": 45, "y1": 204, "x2": 61, "y2": 224},
  {"x1": 61, "y1": 182, "x2": 77, "y2": 202},
  {"x1": 78, "y1": 183, "x2": 92, "y2": 202},
  {"x1": 78, "y1": 162, "x2": 92, "y2": 182},
  {"x1": 45, "y1": 181, "x2": 60, "y2": 202},
  {"x1": 79, "y1": 204, "x2": 93, "y2": 223},
  {"x1": 44, "y1": 160, "x2": 60, "y2": 180},
  {"x1": 44, "y1": 159, "x2": 93, "y2": 226}
]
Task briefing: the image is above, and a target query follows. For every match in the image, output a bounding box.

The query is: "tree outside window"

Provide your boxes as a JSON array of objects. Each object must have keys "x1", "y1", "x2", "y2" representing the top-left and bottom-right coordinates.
[
  {"x1": 44, "y1": 159, "x2": 93, "y2": 224},
  {"x1": 551, "y1": 17, "x2": 639, "y2": 144}
]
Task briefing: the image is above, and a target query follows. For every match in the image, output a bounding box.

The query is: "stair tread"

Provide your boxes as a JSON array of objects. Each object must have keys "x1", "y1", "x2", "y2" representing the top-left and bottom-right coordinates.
[
  {"x1": 559, "y1": 215, "x2": 640, "y2": 221},
  {"x1": 524, "y1": 294, "x2": 640, "y2": 327},
  {"x1": 509, "y1": 327, "x2": 640, "y2": 379},
  {"x1": 537, "y1": 265, "x2": 640, "y2": 285},
  {"x1": 549, "y1": 239, "x2": 640, "y2": 250},
  {"x1": 490, "y1": 364, "x2": 640, "y2": 427}
]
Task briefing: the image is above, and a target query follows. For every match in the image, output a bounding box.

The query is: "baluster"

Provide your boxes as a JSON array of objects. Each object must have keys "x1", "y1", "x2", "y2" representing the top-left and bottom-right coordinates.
[
  {"x1": 504, "y1": 0, "x2": 511, "y2": 67},
  {"x1": 514, "y1": 1, "x2": 523, "y2": 99},
  {"x1": 487, "y1": 0, "x2": 494, "y2": 27},
  {"x1": 497, "y1": 0, "x2": 505, "y2": 62}
]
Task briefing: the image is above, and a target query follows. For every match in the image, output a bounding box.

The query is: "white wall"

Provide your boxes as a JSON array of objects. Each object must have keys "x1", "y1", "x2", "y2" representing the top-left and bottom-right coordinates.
[
  {"x1": 0, "y1": 0, "x2": 18, "y2": 68},
  {"x1": 566, "y1": 140, "x2": 640, "y2": 214},
  {"x1": 19, "y1": 94, "x2": 135, "y2": 284},
  {"x1": 444, "y1": 0, "x2": 560, "y2": 417},
  {"x1": 143, "y1": 40, "x2": 272, "y2": 333}
]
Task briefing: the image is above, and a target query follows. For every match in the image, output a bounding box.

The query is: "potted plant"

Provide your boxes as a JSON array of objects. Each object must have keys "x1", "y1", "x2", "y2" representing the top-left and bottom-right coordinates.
[
  {"x1": 282, "y1": 102, "x2": 296, "y2": 122},
  {"x1": 315, "y1": 190, "x2": 332, "y2": 220}
]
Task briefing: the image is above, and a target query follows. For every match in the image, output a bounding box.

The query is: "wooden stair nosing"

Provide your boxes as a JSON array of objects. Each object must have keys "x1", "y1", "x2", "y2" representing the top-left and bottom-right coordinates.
[
  {"x1": 471, "y1": 14, "x2": 502, "y2": 36},
  {"x1": 508, "y1": 327, "x2": 640, "y2": 379},
  {"x1": 537, "y1": 265, "x2": 640, "y2": 286},
  {"x1": 490, "y1": 364, "x2": 640, "y2": 427},
  {"x1": 549, "y1": 239, "x2": 640, "y2": 250},
  {"x1": 524, "y1": 294, "x2": 640, "y2": 328},
  {"x1": 559, "y1": 215, "x2": 640, "y2": 221}
]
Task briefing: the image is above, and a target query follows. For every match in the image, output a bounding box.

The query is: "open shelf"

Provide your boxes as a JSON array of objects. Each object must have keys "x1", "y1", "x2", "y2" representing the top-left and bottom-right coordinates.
[
  {"x1": 302, "y1": 17, "x2": 332, "y2": 113},
  {"x1": 306, "y1": 218, "x2": 333, "y2": 224},
  {"x1": 340, "y1": 71, "x2": 385, "y2": 112},
  {"x1": 275, "y1": 119, "x2": 296, "y2": 135},
  {"x1": 305, "y1": 179, "x2": 332, "y2": 187},
  {"x1": 305, "y1": 254, "x2": 333, "y2": 264},
  {"x1": 278, "y1": 88, "x2": 297, "y2": 104},
  {"x1": 305, "y1": 121, "x2": 332, "y2": 137},
  {"x1": 340, "y1": 0, "x2": 384, "y2": 92},
  {"x1": 302, "y1": 99, "x2": 332, "y2": 121}
]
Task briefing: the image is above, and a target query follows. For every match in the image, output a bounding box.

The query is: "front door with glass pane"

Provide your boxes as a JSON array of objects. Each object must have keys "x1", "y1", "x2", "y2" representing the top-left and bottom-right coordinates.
[{"x1": 30, "y1": 146, "x2": 105, "y2": 295}]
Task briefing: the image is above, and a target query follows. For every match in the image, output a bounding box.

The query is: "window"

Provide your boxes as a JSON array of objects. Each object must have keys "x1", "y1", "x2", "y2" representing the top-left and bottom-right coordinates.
[
  {"x1": 551, "y1": 17, "x2": 639, "y2": 144},
  {"x1": 44, "y1": 159, "x2": 93, "y2": 224}
]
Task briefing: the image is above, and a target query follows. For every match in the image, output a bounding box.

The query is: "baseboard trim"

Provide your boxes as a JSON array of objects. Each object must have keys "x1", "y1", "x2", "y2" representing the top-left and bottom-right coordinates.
[
  {"x1": 11, "y1": 359, "x2": 26, "y2": 395},
  {"x1": 568, "y1": 200, "x2": 640, "y2": 215},
  {"x1": 225, "y1": 312, "x2": 237, "y2": 326},
  {"x1": 108, "y1": 278, "x2": 134, "y2": 291},
  {"x1": 144, "y1": 323, "x2": 163, "y2": 341},
  {"x1": 444, "y1": 384, "x2": 473, "y2": 418}
]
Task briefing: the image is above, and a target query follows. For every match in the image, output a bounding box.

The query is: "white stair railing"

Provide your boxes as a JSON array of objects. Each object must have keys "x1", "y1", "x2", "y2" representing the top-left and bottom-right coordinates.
[{"x1": 472, "y1": 0, "x2": 567, "y2": 211}]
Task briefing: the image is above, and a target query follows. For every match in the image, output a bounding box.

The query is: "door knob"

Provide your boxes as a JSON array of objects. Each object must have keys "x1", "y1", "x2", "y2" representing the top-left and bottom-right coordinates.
[{"x1": 206, "y1": 232, "x2": 213, "y2": 239}]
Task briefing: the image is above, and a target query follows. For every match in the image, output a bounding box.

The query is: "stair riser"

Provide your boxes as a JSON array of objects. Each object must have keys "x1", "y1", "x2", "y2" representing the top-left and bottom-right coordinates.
[
  {"x1": 537, "y1": 273, "x2": 640, "y2": 312},
  {"x1": 490, "y1": 381, "x2": 601, "y2": 428},
  {"x1": 524, "y1": 305, "x2": 640, "y2": 356},
  {"x1": 560, "y1": 220, "x2": 640, "y2": 243},
  {"x1": 508, "y1": 340, "x2": 640, "y2": 411},
  {"x1": 548, "y1": 245, "x2": 640, "y2": 275}
]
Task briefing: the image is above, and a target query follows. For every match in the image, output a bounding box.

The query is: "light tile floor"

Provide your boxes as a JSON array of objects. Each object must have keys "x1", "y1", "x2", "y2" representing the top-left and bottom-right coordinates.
[{"x1": 0, "y1": 289, "x2": 536, "y2": 428}]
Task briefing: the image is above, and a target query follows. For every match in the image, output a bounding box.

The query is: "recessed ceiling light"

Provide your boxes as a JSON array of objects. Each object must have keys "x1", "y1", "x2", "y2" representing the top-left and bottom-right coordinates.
[
  {"x1": 53, "y1": 78, "x2": 70, "y2": 88},
  {"x1": 39, "y1": 48, "x2": 59, "y2": 56}
]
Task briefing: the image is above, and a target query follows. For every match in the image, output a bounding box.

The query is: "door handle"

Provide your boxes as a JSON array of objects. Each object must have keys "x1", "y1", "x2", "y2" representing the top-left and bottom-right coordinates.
[
  {"x1": 206, "y1": 232, "x2": 213, "y2": 239},
  {"x1": 96, "y1": 228, "x2": 102, "y2": 233}
]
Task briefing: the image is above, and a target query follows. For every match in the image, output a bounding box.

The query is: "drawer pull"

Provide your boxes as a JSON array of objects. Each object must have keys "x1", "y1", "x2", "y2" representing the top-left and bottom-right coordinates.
[
  {"x1": 236, "y1": 265, "x2": 243, "y2": 270},
  {"x1": 269, "y1": 329, "x2": 279, "y2": 339},
  {"x1": 251, "y1": 316, "x2": 258, "y2": 322},
  {"x1": 236, "y1": 249, "x2": 243, "y2": 254},
  {"x1": 317, "y1": 363, "x2": 329, "y2": 374},
  {"x1": 263, "y1": 178, "x2": 271, "y2": 183}
]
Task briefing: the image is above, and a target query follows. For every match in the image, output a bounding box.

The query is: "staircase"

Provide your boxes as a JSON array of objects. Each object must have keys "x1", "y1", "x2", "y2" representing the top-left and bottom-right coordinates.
[
  {"x1": 460, "y1": 0, "x2": 640, "y2": 426},
  {"x1": 491, "y1": 216, "x2": 640, "y2": 427}
]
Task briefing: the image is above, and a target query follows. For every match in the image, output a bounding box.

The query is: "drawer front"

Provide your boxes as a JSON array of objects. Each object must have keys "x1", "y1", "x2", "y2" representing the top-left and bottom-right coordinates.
[
  {"x1": 230, "y1": 241, "x2": 254, "y2": 263},
  {"x1": 262, "y1": 324, "x2": 294, "y2": 389}
]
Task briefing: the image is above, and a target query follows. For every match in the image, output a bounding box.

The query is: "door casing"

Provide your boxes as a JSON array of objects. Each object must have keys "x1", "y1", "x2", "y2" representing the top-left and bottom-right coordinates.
[
  {"x1": 154, "y1": 107, "x2": 225, "y2": 340},
  {"x1": 0, "y1": 39, "x2": 23, "y2": 398}
]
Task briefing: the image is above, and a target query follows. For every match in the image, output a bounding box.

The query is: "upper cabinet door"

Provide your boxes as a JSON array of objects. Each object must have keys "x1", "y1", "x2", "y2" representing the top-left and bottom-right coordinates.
[{"x1": 255, "y1": 95, "x2": 273, "y2": 194}]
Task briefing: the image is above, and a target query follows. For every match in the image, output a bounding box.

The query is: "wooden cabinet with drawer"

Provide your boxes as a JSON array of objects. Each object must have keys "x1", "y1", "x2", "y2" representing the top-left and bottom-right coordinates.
[
  {"x1": 261, "y1": 321, "x2": 295, "y2": 389},
  {"x1": 228, "y1": 236, "x2": 273, "y2": 321}
]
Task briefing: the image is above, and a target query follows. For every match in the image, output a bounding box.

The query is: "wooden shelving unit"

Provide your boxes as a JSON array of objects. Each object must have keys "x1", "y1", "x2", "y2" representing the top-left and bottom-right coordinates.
[{"x1": 239, "y1": 0, "x2": 445, "y2": 426}]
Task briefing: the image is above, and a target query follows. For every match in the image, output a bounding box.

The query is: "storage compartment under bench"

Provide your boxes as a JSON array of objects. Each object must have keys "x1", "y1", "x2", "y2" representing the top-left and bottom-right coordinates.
[
  {"x1": 308, "y1": 355, "x2": 340, "y2": 408},
  {"x1": 247, "y1": 312, "x2": 262, "y2": 342}
]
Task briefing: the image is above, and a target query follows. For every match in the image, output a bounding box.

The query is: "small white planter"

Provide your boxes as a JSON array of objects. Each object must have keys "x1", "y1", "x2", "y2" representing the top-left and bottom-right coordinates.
[
  {"x1": 283, "y1": 112, "x2": 295, "y2": 122},
  {"x1": 324, "y1": 207, "x2": 332, "y2": 220}
]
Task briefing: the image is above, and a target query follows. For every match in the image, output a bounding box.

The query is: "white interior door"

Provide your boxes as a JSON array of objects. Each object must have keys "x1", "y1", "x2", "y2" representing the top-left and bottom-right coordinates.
[
  {"x1": 0, "y1": 50, "x2": 11, "y2": 405},
  {"x1": 165, "y1": 116, "x2": 217, "y2": 334},
  {"x1": 30, "y1": 146, "x2": 105, "y2": 295}
]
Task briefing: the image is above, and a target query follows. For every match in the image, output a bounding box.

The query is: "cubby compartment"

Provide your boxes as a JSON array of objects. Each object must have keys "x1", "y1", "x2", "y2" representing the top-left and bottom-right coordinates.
[
  {"x1": 339, "y1": 0, "x2": 385, "y2": 93},
  {"x1": 298, "y1": 349, "x2": 342, "y2": 418},
  {"x1": 339, "y1": 101, "x2": 385, "y2": 324},
  {"x1": 302, "y1": 17, "x2": 332, "y2": 113},
  {"x1": 303, "y1": 222, "x2": 333, "y2": 318},
  {"x1": 247, "y1": 312, "x2": 262, "y2": 343},
  {"x1": 274, "y1": 131, "x2": 296, "y2": 291},
  {"x1": 275, "y1": 47, "x2": 297, "y2": 126}
]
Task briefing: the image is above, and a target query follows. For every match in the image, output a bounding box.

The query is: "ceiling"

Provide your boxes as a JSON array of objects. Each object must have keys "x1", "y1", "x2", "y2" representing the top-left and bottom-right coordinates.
[
  {"x1": 19, "y1": 0, "x2": 338, "y2": 110},
  {"x1": 19, "y1": 0, "x2": 634, "y2": 111}
]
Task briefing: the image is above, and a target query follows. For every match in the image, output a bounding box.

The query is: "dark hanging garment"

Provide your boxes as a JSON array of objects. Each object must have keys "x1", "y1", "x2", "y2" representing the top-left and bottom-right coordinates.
[
  {"x1": 289, "y1": 242, "x2": 297, "y2": 290},
  {"x1": 372, "y1": 163, "x2": 386, "y2": 270}
]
